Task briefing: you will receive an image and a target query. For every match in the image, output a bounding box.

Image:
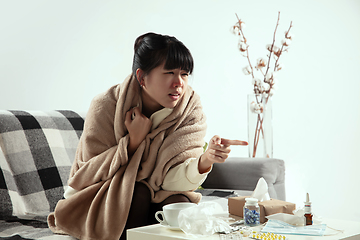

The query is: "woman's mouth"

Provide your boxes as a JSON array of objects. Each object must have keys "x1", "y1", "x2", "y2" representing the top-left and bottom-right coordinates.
[{"x1": 169, "y1": 92, "x2": 180, "y2": 101}]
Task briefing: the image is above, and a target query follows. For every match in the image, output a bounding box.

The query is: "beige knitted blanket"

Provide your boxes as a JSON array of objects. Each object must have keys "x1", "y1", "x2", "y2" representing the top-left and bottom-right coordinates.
[{"x1": 47, "y1": 75, "x2": 207, "y2": 240}]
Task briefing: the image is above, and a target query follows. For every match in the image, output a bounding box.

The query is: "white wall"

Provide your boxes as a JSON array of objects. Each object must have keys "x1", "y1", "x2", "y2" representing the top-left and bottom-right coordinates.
[{"x1": 1, "y1": 0, "x2": 359, "y2": 222}]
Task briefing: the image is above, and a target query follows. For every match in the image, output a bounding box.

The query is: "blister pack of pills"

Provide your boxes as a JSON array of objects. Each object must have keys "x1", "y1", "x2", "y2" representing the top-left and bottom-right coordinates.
[{"x1": 249, "y1": 232, "x2": 287, "y2": 240}]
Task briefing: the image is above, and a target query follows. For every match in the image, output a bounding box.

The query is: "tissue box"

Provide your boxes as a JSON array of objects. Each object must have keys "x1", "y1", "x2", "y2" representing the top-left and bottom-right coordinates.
[{"x1": 228, "y1": 196, "x2": 296, "y2": 223}]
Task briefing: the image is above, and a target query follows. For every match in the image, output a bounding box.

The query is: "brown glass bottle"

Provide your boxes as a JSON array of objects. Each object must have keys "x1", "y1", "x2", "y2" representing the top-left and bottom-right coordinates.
[{"x1": 305, "y1": 212, "x2": 313, "y2": 225}]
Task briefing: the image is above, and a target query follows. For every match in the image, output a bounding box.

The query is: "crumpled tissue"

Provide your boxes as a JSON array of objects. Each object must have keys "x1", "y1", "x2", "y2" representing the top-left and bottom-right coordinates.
[
  {"x1": 178, "y1": 201, "x2": 232, "y2": 237},
  {"x1": 251, "y1": 177, "x2": 271, "y2": 202},
  {"x1": 266, "y1": 207, "x2": 322, "y2": 226}
]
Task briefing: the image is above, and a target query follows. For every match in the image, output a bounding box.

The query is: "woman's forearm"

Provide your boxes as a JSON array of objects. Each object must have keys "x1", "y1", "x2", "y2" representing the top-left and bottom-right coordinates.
[{"x1": 198, "y1": 153, "x2": 213, "y2": 174}]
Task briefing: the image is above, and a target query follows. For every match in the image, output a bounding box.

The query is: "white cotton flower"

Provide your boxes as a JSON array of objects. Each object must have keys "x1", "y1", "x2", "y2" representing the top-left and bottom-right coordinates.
[
  {"x1": 258, "y1": 81, "x2": 271, "y2": 93},
  {"x1": 258, "y1": 85, "x2": 265, "y2": 93},
  {"x1": 256, "y1": 57, "x2": 267, "y2": 68},
  {"x1": 265, "y1": 72, "x2": 277, "y2": 84},
  {"x1": 263, "y1": 92, "x2": 272, "y2": 99},
  {"x1": 281, "y1": 38, "x2": 291, "y2": 46},
  {"x1": 250, "y1": 101, "x2": 263, "y2": 114},
  {"x1": 285, "y1": 31, "x2": 294, "y2": 40},
  {"x1": 239, "y1": 22, "x2": 246, "y2": 29},
  {"x1": 231, "y1": 25, "x2": 240, "y2": 35},
  {"x1": 242, "y1": 66, "x2": 252, "y2": 75},
  {"x1": 251, "y1": 77, "x2": 261, "y2": 86},
  {"x1": 272, "y1": 45, "x2": 280, "y2": 53},
  {"x1": 239, "y1": 42, "x2": 247, "y2": 52},
  {"x1": 266, "y1": 44, "x2": 280, "y2": 55},
  {"x1": 263, "y1": 82, "x2": 270, "y2": 91},
  {"x1": 266, "y1": 44, "x2": 273, "y2": 52}
]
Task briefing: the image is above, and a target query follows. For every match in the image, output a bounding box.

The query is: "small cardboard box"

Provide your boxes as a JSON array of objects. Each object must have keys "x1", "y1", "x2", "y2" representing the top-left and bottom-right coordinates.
[{"x1": 228, "y1": 196, "x2": 296, "y2": 223}]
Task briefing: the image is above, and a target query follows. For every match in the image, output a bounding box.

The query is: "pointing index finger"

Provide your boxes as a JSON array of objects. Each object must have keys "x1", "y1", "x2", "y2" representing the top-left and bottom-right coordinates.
[{"x1": 221, "y1": 138, "x2": 248, "y2": 146}]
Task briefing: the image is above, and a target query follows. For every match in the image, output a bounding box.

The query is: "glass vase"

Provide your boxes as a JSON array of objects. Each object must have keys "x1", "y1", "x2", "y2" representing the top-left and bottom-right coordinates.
[{"x1": 247, "y1": 94, "x2": 273, "y2": 158}]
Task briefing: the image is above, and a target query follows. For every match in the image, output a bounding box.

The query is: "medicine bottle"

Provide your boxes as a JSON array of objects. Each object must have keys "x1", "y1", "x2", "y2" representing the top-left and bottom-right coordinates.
[
  {"x1": 304, "y1": 193, "x2": 313, "y2": 225},
  {"x1": 243, "y1": 197, "x2": 260, "y2": 226}
]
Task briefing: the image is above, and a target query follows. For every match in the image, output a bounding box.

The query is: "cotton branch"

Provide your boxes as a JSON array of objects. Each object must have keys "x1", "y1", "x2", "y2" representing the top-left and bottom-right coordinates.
[
  {"x1": 235, "y1": 13, "x2": 255, "y2": 80},
  {"x1": 264, "y1": 11, "x2": 281, "y2": 79}
]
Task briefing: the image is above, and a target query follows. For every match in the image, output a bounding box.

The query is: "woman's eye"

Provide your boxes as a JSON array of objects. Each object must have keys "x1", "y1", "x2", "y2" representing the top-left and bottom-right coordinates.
[
  {"x1": 181, "y1": 73, "x2": 189, "y2": 77},
  {"x1": 166, "y1": 72, "x2": 174, "y2": 75}
]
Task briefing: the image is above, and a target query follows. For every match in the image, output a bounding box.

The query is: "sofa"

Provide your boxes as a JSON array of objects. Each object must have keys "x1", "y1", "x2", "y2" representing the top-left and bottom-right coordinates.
[{"x1": 0, "y1": 110, "x2": 285, "y2": 240}]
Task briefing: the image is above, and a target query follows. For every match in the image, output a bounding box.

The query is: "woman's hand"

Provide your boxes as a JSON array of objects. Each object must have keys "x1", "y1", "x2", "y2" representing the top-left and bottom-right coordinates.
[
  {"x1": 198, "y1": 135, "x2": 248, "y2": 174},
  {"x1": 125, "y1": 107, "x2": 152, "y2": 157}
]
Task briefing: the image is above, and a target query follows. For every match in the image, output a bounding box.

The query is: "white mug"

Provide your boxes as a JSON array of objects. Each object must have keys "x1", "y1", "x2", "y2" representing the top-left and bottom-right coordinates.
[{"x1": 155, "y1": 202, "x2": 196, "y2": 227}]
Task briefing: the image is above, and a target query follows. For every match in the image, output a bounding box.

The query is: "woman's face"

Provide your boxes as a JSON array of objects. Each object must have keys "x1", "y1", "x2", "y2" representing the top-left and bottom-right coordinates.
[{"x1": 138, "y1": 63, "x2": 189, "y2": 115}]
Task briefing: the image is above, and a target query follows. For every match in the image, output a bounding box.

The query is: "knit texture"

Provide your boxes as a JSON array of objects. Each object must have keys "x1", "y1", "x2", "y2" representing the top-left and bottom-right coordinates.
[{"x1": 47, "y1": 75, "x2": 207, "y2": 240}]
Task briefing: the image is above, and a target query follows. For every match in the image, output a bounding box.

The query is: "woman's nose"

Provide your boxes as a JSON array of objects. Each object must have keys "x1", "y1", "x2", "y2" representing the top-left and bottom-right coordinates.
[{"x1": 172, "y1": 75, "x2": 183, "y2": 88}]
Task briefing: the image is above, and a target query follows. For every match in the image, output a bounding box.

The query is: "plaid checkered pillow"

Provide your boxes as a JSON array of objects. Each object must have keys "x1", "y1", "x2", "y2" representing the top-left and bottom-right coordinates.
[{"x1": 0, "y1": 110, "x2": 84, "y2": 219}]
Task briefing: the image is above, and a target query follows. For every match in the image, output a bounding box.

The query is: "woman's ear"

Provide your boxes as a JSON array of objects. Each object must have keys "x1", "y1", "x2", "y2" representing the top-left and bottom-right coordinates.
[{"x1": 136, "y1": 68, "x2": 145, "y2": 87}]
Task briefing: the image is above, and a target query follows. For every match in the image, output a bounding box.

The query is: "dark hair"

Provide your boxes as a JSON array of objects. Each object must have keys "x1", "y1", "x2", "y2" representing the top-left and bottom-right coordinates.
[{"x1": 132, "y1": 32, "x2": 194, "y2": 80}]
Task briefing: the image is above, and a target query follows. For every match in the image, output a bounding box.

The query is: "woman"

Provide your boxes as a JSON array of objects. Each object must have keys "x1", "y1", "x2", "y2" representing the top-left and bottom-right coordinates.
[{"x1": 48, "y1": 32, "x2": 247, "y2": 240}]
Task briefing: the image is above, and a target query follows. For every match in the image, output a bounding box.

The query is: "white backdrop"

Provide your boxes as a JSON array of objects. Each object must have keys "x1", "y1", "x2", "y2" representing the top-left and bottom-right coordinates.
[{"x1": 1, "y1": 0, "x2": 359, "y2": 222}]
